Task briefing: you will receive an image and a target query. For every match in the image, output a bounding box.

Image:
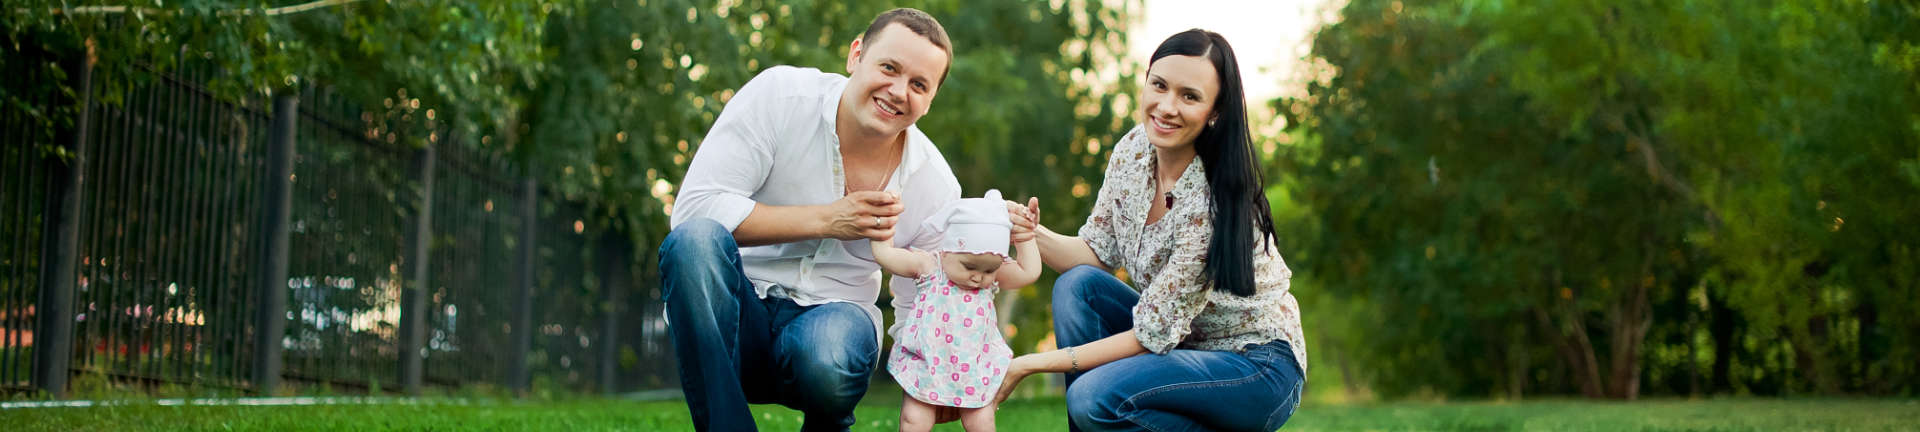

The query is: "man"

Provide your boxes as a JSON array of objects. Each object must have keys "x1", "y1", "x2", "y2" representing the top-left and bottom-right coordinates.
[{"x1": 661, "y1": 8, "x2": 1033, "y2": 431}]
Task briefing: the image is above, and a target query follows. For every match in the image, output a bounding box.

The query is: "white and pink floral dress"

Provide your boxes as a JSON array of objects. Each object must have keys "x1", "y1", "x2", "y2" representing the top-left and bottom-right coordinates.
[{"x1": 886, "y1": 262, "x2": 1012, "y2": 408}]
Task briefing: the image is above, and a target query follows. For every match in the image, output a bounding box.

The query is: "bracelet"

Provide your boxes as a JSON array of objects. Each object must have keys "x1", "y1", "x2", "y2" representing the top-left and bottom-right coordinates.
[{"x1": 1067, "y1": 346, "x2": 1080, "y2": 374}]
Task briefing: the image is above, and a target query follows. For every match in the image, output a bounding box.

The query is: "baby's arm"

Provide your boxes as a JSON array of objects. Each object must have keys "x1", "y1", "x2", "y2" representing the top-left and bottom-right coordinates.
[
  {"x1": 870, "y1": 238, "x2": 935, "y2": 279},
  {"x1": 997, "y1": 238, "x2": 1043, "y2": 288}
]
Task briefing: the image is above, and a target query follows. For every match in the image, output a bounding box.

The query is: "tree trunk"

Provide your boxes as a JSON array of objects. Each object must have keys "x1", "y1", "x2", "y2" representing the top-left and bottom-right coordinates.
[
  {"x1": 1687, "y1": 302, "x2": 1701, "y2": 397},
  {"x1": 1709, "y1": 289, "x2": 1735, "y2": 394},
  {"x1": 1507, "y1": 333, "x2": 1528, "y2": 400},
  {"x1": 1534, "y1": 306, "x2": 1604, "y2": 398},
  {"x1": 1602, "y1": 245, "x2": 1658, "y2": 400},
  {"x1": 1604, "y1": 280, "x2": 1651, "y2": 400},
  {"x1": 1338, "y1": 347, "x2": 1364, "y2": 398},
  {"x1": 1318, "y1": 332, "x2": 1366, "y2": 399},
  {"x1": 1791, "y1": 319, "x2": 1842, "y2": 394},
  {"x1": 1855, "y1": 298, "x2": 1878, "y2": 393}
]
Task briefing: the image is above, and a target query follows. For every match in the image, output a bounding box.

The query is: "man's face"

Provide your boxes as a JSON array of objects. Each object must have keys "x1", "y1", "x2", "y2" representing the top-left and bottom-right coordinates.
[{"x1": 841, "y1": 23, "x2": 948, "y2": 139}]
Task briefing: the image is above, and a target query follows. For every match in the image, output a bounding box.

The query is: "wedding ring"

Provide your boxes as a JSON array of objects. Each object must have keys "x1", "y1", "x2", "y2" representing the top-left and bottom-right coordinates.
[{"x1": 873, "y1": 216, "x2": 882, "y2": 228}]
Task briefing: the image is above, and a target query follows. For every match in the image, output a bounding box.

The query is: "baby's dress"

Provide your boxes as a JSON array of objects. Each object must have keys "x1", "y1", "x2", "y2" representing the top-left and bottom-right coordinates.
[{"x1": 887, "y1": 265, "x2": 1013, "y2": 408}]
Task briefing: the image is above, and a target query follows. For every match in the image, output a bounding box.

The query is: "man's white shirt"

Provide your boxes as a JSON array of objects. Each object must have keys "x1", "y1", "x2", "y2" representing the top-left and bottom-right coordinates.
[{"x1": 670, "y1": 66, "x2": 961, "y2": 350}]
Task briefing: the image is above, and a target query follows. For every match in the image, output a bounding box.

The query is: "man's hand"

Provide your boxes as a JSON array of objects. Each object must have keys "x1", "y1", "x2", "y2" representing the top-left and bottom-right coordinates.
[
  {"x1": 825, "y1": 191, "x2": 904, "y2": 241},
  {"x1": 1007, "y1": 197, "x2": 1040, "y2": 243}
]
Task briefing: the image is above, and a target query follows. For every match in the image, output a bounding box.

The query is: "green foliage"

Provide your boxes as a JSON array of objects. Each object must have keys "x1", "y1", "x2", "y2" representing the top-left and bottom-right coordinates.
[
  {"x1": 515, "y1": 0, "x2": 1136, "y2": 233},
  {"x1": 2, "y1": 1, "x2": 555, "y2": 135},
  {"x1": 12, "y1": 396, "x2": 1920, "y2": 431},
  {"x1": 1281, "y1": 0, "x2": 1920, "y2": 398},
  {"x1": 506, "y1": 0, "x2": 1139, "y2": 355},
  {"x1": 5, "y1": 0, "x2": 1141, "y2": 371}
]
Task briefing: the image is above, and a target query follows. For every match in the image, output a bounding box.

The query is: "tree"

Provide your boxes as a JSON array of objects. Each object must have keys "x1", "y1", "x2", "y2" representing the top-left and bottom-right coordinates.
[
  {"x1": 507, "y1": 0, "x2": 1141, "y2": 356},
  {"x1": 1279, "y1": 0, "x2": 1920, "y2": 398},
  {"x1": 3, "y1": 1, "x2": 556, "y2": 142},
  {"x1": 9, "y1": 0, "x2": 1145, "y2": 369}
]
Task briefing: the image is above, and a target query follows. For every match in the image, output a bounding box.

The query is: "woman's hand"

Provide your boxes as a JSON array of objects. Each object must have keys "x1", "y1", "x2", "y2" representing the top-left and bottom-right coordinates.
[
  {"x1": 1027, "y1": 197, "x2": 1041, "y2": 224},
  {"x1": 1006, "y1": 197, "x2": 1042, "y2": 243},
  {"x1": 993, "y1": 354, "x2": 1041, "y2": 407}
]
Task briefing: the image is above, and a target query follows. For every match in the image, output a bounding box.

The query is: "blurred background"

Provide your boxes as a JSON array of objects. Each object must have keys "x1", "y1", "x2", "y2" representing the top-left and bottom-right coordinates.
[{"x1": 1, "y1": 0, "x2": 1915, "y2": 406}]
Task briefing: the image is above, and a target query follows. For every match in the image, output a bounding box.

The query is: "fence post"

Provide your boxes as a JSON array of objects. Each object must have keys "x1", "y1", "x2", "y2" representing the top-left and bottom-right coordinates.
[
  {"x1": 397, "y1": 143, "x2": 435, "y2": 395},
  {"x1": 509, "y1": 177, "x2": 536, "y2": 396},
  {"x1": 32, "y1": 51, "x2": 92, "y2": 399},
  {"x1": 251, "y1": 91, "x2": 298, "y2": 395},
  {"x1": 596, "y1": 229, "x2": 632, "y2": 395}
]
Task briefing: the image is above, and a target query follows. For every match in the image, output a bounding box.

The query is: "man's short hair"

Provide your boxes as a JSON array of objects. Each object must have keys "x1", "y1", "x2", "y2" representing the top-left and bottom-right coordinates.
[{"x1": 860, "y1": 8, "x2": 953, "y2": 86}]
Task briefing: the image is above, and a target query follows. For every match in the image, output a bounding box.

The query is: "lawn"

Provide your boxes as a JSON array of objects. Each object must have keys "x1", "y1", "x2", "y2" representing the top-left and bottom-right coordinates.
[{"x1": 4, "y1": 394, "x2": 1917, "y2": 431}]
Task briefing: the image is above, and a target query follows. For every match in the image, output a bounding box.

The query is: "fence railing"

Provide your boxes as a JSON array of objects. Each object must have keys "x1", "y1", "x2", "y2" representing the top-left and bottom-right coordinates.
[{"x1": 1, "y1": 49, "x2": 675, "y2": 398}]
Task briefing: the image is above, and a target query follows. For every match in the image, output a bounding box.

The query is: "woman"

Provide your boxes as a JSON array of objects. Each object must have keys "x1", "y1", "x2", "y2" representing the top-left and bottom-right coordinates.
[{"x1": 994, "y1": 29, "x2": 1306, "y2": 431}]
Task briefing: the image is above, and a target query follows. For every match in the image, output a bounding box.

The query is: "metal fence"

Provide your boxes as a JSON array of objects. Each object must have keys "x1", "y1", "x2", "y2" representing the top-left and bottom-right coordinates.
[{"x1": 1, "y1": 50, "x2": 676, "y2": 398}]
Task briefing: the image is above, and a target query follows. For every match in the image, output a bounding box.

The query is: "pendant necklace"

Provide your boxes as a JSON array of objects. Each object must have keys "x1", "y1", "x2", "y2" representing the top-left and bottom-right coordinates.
[
  {"x1": 1153, "y1": 153, "x2": 1176, "y2": 209},
  {"x1": 847, "y1": 141, "x2": 902, "y2": 194}
]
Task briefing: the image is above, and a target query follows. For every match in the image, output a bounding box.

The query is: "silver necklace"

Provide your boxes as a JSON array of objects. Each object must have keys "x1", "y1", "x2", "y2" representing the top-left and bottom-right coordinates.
[{"x1": 846, "y1": 141, "x2": 901, "y2": 194}]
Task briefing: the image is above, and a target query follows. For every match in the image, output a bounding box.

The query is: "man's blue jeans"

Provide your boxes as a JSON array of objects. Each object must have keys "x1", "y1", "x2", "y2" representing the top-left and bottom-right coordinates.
[
  {"x1": 660, "y1": 219, "x2": 878, "y2": 431},
  {"x1": 1052, "y1": 265, "x2": 1305, "y2": 432}
]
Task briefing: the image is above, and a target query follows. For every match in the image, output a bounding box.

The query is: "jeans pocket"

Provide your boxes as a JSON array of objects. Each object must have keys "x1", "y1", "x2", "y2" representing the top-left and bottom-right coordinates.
[
  {"x1": 1243, "y1": 340, "x2": 1291, "y2": 369},
  {"x1": 1265, "y1": 375, "x2": 1304, "y2": 431}
]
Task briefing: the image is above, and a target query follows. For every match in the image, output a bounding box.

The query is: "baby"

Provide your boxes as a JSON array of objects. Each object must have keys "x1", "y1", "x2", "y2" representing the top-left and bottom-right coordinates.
[{"x1": 871, "y1": 189, "x2": 1040, "y2": 432}]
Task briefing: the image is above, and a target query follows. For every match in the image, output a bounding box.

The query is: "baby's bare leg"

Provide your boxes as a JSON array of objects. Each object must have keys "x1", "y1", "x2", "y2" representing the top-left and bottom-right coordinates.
[
  {"x1": 959, "y1": 405, "x2": 997, "y2": 432},
  {"x1": 899, "y1": 392, "x2": 937, "y2": 432}
]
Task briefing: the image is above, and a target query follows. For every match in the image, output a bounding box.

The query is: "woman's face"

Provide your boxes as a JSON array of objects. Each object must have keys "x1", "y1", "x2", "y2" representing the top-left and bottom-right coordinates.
[{"x1": 1139, "y1": 54, "x2": 1220, "y2": 152}]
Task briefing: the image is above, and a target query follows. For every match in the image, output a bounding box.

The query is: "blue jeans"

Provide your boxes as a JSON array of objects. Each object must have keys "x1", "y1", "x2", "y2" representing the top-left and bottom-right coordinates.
[
  {"x1": 660, "y1": 219, "x2": 878, "y2": 432},
  {"x1": 1052, "y1": 265, "x2": 1305, "y2": 432}
]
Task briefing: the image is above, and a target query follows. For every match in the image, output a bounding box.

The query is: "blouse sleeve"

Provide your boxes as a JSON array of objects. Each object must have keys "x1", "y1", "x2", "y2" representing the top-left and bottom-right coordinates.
[
  {"x1": 1131, "y1": 207, "x2": 1215, "y2": 354},
  {"x1": 1076, "y1": 128, "x2": 1143, "y2": 269},
  {"x1": 1078, "y1": 181, "x2": 1121, "y2": 269}
]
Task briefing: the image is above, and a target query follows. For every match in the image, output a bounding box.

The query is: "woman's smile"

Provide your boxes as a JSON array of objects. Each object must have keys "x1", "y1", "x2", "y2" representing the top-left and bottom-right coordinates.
[{"x1": 1149, "y1": 116, "x2": 1184, "y2": 135}]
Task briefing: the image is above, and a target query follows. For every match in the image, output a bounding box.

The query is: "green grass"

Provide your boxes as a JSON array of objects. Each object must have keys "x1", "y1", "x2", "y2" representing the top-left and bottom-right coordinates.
[{"x1": 4, "y1": 396, "x2": 1917, "y2": 431}]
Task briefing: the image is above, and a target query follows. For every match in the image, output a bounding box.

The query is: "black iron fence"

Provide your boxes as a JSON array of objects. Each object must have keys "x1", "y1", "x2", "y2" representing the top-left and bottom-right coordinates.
[{"x1": 1, "y1": 50, "x2": 675, "y2": 398}]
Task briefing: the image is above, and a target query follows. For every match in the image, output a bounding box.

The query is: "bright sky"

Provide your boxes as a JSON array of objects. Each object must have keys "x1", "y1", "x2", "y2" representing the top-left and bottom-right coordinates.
[{"x1": 1129, "y1": 0, "x2": 1335, "y2": 106}]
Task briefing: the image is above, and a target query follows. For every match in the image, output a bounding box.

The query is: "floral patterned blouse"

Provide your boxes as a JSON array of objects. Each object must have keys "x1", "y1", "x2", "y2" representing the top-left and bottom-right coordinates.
[{"x1": 1079, "y1": 126, "x2": 1308, "y2": 371}]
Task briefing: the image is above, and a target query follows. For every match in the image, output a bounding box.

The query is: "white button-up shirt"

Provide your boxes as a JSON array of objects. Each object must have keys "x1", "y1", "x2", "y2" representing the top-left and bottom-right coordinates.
[{"x1": 670, "y1": 66, "x2": 961, "y2": 347}]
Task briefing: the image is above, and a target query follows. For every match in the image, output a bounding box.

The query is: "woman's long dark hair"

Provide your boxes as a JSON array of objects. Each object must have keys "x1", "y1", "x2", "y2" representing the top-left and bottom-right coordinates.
[{"x1": 1150, "y1": 29, "x2": 1277, "y2": 298}]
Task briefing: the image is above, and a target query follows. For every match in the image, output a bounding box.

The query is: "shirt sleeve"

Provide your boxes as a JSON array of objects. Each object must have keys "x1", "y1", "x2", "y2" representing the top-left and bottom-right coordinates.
[
  {"x1": 669, "y1": 68, "x2": 793, "y2": 231},
  {"x1": 891, "y1": 182, "x2": 958, "y2": 281},
  {"x1": 1131, "y1": 205, "x2": 1215, "y2": 354},
  {"x1": 1077, "y1": 130, "x2": 1141, "y2": 269}
]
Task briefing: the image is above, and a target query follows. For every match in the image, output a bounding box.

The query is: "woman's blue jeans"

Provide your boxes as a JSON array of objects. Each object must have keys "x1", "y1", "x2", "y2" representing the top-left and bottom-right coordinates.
[
  {"x1": 1052, "y1": 265, "x2": 1305, "y2": 432},
  {"x1": 659, "y1": 218, "x2": 878, "y2": 432}
]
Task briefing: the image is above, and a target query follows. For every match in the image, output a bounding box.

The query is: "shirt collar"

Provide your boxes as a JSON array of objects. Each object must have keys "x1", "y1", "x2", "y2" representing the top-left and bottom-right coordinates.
[
  {"x1": 1138, "y1": 131, "x2": 1207, "y2": 193},
  {"x1": 1177, "y1": 153, "x2": 1206, "y2": 190},
  {"x1": 820, "y1": 75, "x2": 934, "y2": 185},
  {"x1": 820, "y1": 78, "x2": 846, "y2": 129}
]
